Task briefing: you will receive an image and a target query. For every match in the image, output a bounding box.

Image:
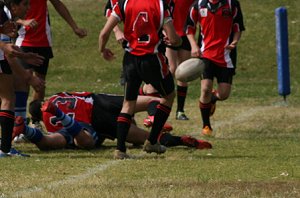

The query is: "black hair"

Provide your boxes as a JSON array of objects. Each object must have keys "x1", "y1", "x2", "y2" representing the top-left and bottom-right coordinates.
[{"x1": 29, "y1": 99, "x2": 43, "y2": 123}]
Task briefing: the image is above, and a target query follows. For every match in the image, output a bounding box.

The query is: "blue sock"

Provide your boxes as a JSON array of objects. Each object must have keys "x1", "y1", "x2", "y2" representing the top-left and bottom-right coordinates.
[
  {"x1": 15, "y1": 91, "x2": 29, "y2": 120},
  {"x1": 56, "y1": 109, "x2": 82, "y2": 137},
  {"x1": 24, "y1": 126, "x2": 44, "y2": 144}
]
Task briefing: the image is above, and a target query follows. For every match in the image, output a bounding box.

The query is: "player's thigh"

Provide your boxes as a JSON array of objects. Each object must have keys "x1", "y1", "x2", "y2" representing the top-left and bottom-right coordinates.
[
  {"x1": 0, "y1": 74, "x2": 14, "y2": 110},
  {"x1": 123, "y1": 53, "x2": 143, "y2": 101},
  {"x1": 38, "y1": 133, "x2": 67, "y2": 150},
  {"x1": 166, "y1": 47, "x2": 178, "y2": 74}
]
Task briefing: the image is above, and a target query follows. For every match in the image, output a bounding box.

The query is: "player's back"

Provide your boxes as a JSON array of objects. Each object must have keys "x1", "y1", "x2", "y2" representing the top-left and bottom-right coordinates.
[{"x1": 118, "y1": 0, "x2": 169, "y2": 55}]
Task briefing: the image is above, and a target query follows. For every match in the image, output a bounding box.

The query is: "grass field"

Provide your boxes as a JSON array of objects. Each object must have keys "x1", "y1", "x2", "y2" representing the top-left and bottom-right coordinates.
[{"x1": 1, "y1": 0, "x2": 300, "y2": 197}]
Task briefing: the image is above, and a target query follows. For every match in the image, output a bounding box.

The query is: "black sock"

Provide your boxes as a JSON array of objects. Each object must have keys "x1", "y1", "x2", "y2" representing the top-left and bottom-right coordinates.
[
  {"x1": 176, "y1": 85, "x2": 188, "y2": 112},
  {"x1": 211, "y1": 93, "x2": 219, "y2": 104},
  {"x1": 199, "y1": 102, "x2": 211, "y2": 128},
  {"x1": 147, "y1": 100, "x2": 160, "y2": 116},
  {"x1": 158, "y1": 133, "x2": 181, "y2": 147},
  {"x1": 148, "y1": 104, "x2": 171, "y2": 144},
  {"x1": 0, "y1": 110, "x2": 14, "y2": 153},
  {"x1": 116, "y1": 113, "x2": 132, "y2": 152}
]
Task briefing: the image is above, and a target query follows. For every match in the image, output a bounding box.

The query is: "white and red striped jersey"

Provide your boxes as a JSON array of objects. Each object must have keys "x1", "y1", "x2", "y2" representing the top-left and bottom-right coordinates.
[
  {"x1": 112, "y1": 0, "x2": 173, "y2": 56},
  {"x1": 16, "y1": 0, "x2": 52, "y2": 47},
  {"x1": 186, "y1": 0, "x2": 244, "y2": 67},
  {"x1": 172, "y1": 0, "x2": 194, "y2": 37},
  {"x1": 0, "y1": 6, "x2": 12, "y2": 60}
]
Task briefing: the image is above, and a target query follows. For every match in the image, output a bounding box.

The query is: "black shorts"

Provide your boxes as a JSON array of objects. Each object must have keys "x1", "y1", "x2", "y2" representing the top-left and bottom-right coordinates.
[
  {"x1": 123, "y1": 52, "x2": 175, "y2": 100},
  {"x1": 57, "y1": 122, "x2": 99, "y2": 149},
  {"x1": 201, "y1": 58, "x2": 235, "y2": 84},
  {"x1": 0, "y1": 60, "x2": 12, "y2": 74},
  {"x1": 166, "y1": 36, "x2": 191, "y2": 51},
  {"x1": 21, "y1": 46, "x2": 53, "y2": 75},
  {"x1": 91, "y1": 94, "x2": 124, "y2": 141}
]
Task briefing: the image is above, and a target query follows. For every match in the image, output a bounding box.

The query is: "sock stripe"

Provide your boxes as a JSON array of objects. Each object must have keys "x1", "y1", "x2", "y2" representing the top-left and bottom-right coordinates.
[
  {"x1": 147, "y1": 100, "x2": 160, "y2": 106},
  {"x1": 177, "y1": 91, "x2": 187, "y2": 97},
  {"x1": 14, "y1": 107, "x2": 27, "y2": 111},
  {"x1": 0, "y1": 112, "x2": 15, "y2": 119},
  {"x1": 157, "y1": 104, "x2": 171, "y2": 114},
  {"x1": 138, "y1": 87, "x2": 145, "y2": 96},
  {"x1": 117, "y1": 116, "x2": 131, "y2": 124},
  {"x1": 64, "y1": 119, "x2": 74, "y2": 129},
  {"x1": 199, "y1": 102, "x2": 212, "y2": 109}
]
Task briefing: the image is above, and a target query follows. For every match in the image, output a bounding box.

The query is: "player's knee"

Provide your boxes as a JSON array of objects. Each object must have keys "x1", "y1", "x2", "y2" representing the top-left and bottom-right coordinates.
[{"x1": 74, "y1": 138, "x2": 95, "y2": 150}]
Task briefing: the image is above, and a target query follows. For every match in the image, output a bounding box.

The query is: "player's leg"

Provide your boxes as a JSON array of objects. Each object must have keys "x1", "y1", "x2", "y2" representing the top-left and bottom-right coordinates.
[
  {"x1": 73, "y1": 123, "x2": 97, "y2": 149},
  {"x1": 32, "y1": 72, "x2": 46, "y2": 101},
  {"x1": 0, "y1": 73, "x2": 15, "y2": 156},
  {"x1": 146, "y1": 73, "x2": 175, "y2": 153},
  {"x1": 199, "y1": 78, "x2": 214, "y2": 136},
  {"x1": 126, "y1": 124, "x2": 149, "y2": 145},
  {"x1": 113, "y1": 52, "x2": 145, "y2": 159},
  {"x1": 175, "y1": 48, "x2": 191, "y2": 120},
  {"x1": 13, "y1": 116, "x2": 67, "y2": 150},
  {"x1": 158, "y1": 133, "x2": 212, "y2": 149},
  {"x1": 137, "y1": 95, "x2": 173, "y2": 132},
  {"x1": 210, "y1": 67, "x2": 234, "y2": 117},
  {"x1": 41, "y1": 101, "x2": 95, "y2": 149}
]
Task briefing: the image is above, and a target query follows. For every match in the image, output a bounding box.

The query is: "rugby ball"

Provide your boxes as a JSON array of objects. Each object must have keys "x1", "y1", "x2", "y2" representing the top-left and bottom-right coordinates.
[{"x1": 175, "y1": 58, "x2": 205, "y2": 82}]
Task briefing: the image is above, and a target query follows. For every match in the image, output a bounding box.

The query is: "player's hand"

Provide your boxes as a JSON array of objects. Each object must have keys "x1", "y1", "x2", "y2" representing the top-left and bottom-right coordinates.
[
  {"x1": 190, "y1": 45, "x2": 201, "y2": 58},
  {"x1": 101, "y1": 48, "x2": 115, "y2": 61},
  {"x1": 225, "y1": 41, "x2": 238, "y2": 50},
  {"x1": 74, "y1": 27, "x2": 87, "y2": 38},
  {"x1": 114, "y1": 31, "x2": 125, "y2": 44},
  {"x1": 2, "y1": 44, "x2": 22, "y2": 57},
  {"x1": 2, "y1": 20, "x2": 17, "y2": 38},
  {"x1": 22, "y1": 19, "x2": 38, "y2": 30},
  {"x1": 19, "y1": 52, "x2": 45, "y2": 66},
  {"x1": 28, "y1": 74, "x2": 45, "y2": 92}
]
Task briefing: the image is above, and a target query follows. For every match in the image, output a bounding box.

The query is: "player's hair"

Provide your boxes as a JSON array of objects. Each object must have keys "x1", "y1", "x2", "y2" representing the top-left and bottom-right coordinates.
[
  {"x1": 29, "y1": 99, "x2": 43, "y2": 122},
  {"x1": 0, "y1": 0, "x2": 23, "y2": 9},
  {"x1": 0, "y1": 0, "x2": 24, "y2": 9}
]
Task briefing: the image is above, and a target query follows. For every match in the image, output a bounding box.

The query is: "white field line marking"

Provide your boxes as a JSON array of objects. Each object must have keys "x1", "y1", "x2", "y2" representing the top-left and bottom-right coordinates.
[
  {"x1": 12, "y1": 160, "x2": 119, "y2": 197},
  {"x1": 11, "y1": 106, "x2": 273, "y2": 197},
  {"x1": 214, "y1": 106, "x2": 273, "y2": 128},
  {"x1": 189, "y1": 106, "x2": 274, "y2": 137}
]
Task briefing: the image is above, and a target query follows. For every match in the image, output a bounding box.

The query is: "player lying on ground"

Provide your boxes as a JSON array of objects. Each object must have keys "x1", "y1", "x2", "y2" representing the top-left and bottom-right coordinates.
[{"x1": 13, "y1": 92, "x2": 212, "y2": 152}]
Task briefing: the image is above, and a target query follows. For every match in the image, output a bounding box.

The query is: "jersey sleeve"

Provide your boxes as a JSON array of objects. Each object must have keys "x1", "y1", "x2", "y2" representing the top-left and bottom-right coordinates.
[
  {"x1": 232, "y1": 0, "x2": 245, "y2": 33},
  {"x1": 163, "y1": 0, "x2": 173, "y2": 24},
  {"x1": 185, "y1": 1, "x2": 199, "y2": 35},
  {"x1": 111, "y1": 0, "x2": 125, "y2": 22},
  {"x1": 104, "y1": 0, "x2": 112, "y2": 17}
]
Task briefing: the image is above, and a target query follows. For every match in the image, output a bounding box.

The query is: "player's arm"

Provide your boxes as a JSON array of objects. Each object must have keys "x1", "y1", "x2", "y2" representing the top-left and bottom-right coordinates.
[
  {"x1": 104, "y1": 0, "x2": 124, "y2": 43},
  {"x1": 0, "y1": 42, "x2": 44, "y2": 65},
  {"x1": 163, "y1": 20, "x2": 181, "y2": 47},
  {"x1": 6, "y1": 56, "x2": 45, "y2": 92},
  {"x1": 99, "y1": 14, "x2": 119, "y2": 61},
  {"x1": 185, "y1": 3, "x2": 201, "y2": 58},
  {"x1": 16, "y1": 18, "x2": 38, "y2": 30},
  {"x1": 162, "y1": 1, "x2": 181, "y2": 47},
  {"x1": 50, "y1": 0, "x2": 87, "y2": 38},
  {"x1": 226, "y1": 31, "x2": 242, "y2": 50},
  {"x1": 0, "y1": 20, "x2": 17, "y2": 38},
  {"x1": 226, "y1": 1, "x2": 245, "y2": 50}
]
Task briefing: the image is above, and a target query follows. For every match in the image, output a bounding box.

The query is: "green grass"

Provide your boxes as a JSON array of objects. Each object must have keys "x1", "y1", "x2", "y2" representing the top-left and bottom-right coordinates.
[{"x1": 1, "y1": 0, "x2": 300, "y2": 197}]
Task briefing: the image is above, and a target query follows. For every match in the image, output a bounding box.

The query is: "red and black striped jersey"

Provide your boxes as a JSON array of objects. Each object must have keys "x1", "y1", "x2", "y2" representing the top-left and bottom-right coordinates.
[
  {"x1": 42, "y1": 92, "x2": 94, "y2": 133},
  {"x1": 111, "y1": 0, "x2": 173, "y2": 56},
  {"x1": 105, "y1": 0, "x2": 174, "y2": 17},
  {"x1": 104, "y1": 0, "x2": 118, "y2": 17},
  {"x1": 172, "y1": 0, "x2": 195, "y2": 36},
  {"x1": 186, "y1": 0, "x2": 245, "y2": 67}
]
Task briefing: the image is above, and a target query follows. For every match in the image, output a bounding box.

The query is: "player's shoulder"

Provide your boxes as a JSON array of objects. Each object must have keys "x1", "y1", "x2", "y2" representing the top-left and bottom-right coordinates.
[{"x1": 231, "y1": 0, "x2": 241, "y2": 7}]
